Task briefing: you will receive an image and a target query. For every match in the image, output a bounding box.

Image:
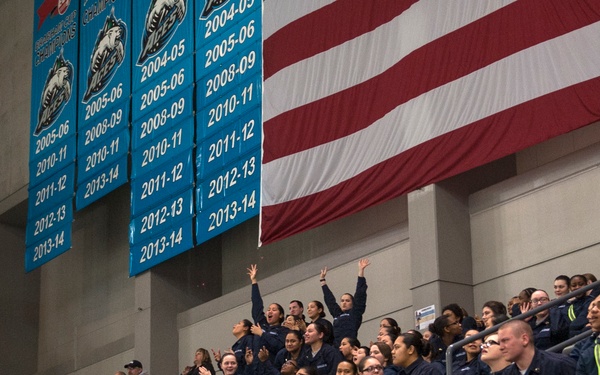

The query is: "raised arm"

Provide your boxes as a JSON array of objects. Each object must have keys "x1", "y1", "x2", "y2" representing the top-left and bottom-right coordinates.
[
  {"x1": 320, "y1": 266, "x2": 342, "y2": 317},
  {"x1": 248, "y1": 264, "x2": 266, "y2": 325},
  {"x1": 353, "y1": 259, "x2": 370, "y2": 318}
]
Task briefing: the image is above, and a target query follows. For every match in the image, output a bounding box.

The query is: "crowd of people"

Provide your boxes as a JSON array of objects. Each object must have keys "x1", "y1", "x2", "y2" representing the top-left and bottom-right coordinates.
[{"x1": 121, "y1": 263, "x2": 599, "y2": 375}]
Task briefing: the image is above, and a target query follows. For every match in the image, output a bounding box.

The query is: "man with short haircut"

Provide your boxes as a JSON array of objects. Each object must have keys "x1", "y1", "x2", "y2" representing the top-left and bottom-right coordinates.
[
  {"x1": 289, "y1": 300, "x2": 304, "y2": 320},
  {"x1": 498, "y1": 320, "x2": 575, "y2": 374},
  {"x1": 528, "y1": 289, "x2": 569, "y2": 350},
  {"x1": 124, "y1": 360, "x2": 149, "y2": 375},
  {"x1": 575, "y1": 294, "x2": 600, "y2": 374}
]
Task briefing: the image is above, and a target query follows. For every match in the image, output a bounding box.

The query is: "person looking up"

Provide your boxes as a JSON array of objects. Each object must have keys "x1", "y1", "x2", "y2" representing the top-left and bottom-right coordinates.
[
  {"x1": 320, "y1": 259, "x2": 370, "y2": 346},
  {"x1": 299, "y1": 322, "x2": 343, "y2": 375},
  {"x1": 248, "y1": 264, "x2": 289, "y2": 362},
  {"x1": 479, "y1": 333, "x2": 511, "y2": 375}
]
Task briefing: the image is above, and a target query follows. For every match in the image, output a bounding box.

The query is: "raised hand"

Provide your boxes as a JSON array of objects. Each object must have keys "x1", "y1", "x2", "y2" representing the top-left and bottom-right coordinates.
[
  {"x1": 358, "y1": 258, "x2": 370, "y2": 276},
  {"x1": 247, "y1": 264, "x2": 258, "y2": 284}
]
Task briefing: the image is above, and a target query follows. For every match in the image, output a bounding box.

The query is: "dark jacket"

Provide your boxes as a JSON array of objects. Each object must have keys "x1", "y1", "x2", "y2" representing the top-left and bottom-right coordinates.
[
  {"x1": 232, "y1": 334, "x2": 259, "y2": 374},
  {"x1": 502, "y1": 348, "x2": 576, "y2": 375},
  {"x1": 297, "y1": 343, "x2": 342, "y2": 375},
  {"x1": 403, "y1": 357, "x2": 443, "y2": 375},
  {"x1": 529, "y1": 306, "x2": 569, "y2": 350},
  {"x1": 251, "y1": 283, "x2": 290, "y2": 362},
  {"x1": 567, "y1": 295, "x2": 593, "y2": 338},
  {"x1": 429, "y1": 334, "x2": 466, "y2": 374},
  {"x1": 322, "y1": 276, "x2": 367, "y2": 346},
  {"x1": 575, "y1": 336, "x2": 599, "y2": 375},
  {"x1": 569, "y1": 331, "x2": 597, "y2": 362},
  {"x1": 452, "y1": 355, "x2": 489, "y2": 375}
]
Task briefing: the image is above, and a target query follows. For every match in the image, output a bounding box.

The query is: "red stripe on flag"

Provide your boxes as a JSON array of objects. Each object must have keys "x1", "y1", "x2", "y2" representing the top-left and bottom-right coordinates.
[
  {"x1": 263, "y1": 0, "x2": 418, "y2": 80},
  {"x1": 260, "y1": 77, "x2": 600, "y2": 244},
  {"x1": 263, "y1": 0, "x2": 600, "y2": 164}
]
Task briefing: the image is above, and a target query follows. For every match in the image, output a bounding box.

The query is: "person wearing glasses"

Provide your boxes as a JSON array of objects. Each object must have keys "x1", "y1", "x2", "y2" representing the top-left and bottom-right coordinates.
[
  {"x1": 428, "y1": 315, "x2": 465, "y2": 373},
  {"x1": 391, "y1": 333, "x2": 442, "y2": 375},
  {"x1": 357, "y1": 356, "x2": 385, "y2": 375},
  {"x1": 522, "y1": 289, "x2": 569, "y2": 350},
  {"x1": 451, "y1": 329, "x2": 489, "y2": 375},
  {"x1": 479, "y1": 334, "x2": 511, "y2": 374}
]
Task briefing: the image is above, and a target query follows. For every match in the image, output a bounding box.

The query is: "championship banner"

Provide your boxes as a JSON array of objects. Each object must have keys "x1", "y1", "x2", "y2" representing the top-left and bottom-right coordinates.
[
  {"x1": 129, "y1": 0, "x2": 195, "y2": 276},
  {"x1": 77, "y1": 0, "x2": 131, "y2": 209},
  {"x1": 26, "y1": 0, "x2": 79, "y2": 272},
  {"x1": 194, "y1": 0, "x2": 262, "y2": 246}
]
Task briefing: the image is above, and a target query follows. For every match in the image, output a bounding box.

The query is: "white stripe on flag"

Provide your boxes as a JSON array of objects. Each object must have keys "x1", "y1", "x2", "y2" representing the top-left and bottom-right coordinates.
[
  {"x1": 262, "y1": 20, "x2": 600, "y2": 206},
  {"x1": 263, "y1": 0, "x2": 515, "y2": 122}
]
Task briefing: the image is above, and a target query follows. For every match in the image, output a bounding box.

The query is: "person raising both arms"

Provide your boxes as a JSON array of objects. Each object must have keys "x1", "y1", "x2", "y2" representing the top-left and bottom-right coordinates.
[
  {"x1": 320, "y1": 259, "x2": 371, "y2": 346},
  {"x1": 247, "y1": 264, "x2": 289, "y2": 363}
]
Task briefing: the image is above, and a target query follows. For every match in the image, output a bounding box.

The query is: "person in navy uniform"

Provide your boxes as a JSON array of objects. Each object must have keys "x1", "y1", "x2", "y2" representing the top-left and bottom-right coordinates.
[
  {"x1": 524, "y1": 290, "x2": 569, "y2": 350},
  {"x1": 248, "y1": 264, "x2": 289, "y2": 363},
  {"x1": 567, "y1": 274, "x2": 594, "y2": 338},
  {"x1": 575, "y1": 294, "x2": 600, "y2": 375},
  {"x1": 391, "y1": 333, "x2": 442, "y2": 375},
  {"x1": 320, "y1": 259, "x2": 370, "y2": 347},
  {"x1": 497, "y1": 320, "x2": 575, "y2": 375}
]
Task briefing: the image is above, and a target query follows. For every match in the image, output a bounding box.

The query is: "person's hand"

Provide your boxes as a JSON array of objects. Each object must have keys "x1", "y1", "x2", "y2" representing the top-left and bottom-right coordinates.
[
  {"x1": 182, "y1": 366, "x2": 193, "y2": 375},
  {"x1": 199, "y1": 366, "x2": 211, "y2": 375},
  {"x1": 320, "y1": 267, "x2": 328, "y2": 283},
  {"x1": 211, "y1": 348, "x2": 222, "y2": 363},
  {"x1": 258, "y1": 346, "x2": 269, "y2": 362},
  {"x1": 474, "y1": 314, "x2": 484, "y2": 328},
  {"x1": 247, "y1": 264, "x2": 258, "y2": 284},
  {"x1": 358, "y1": 258, "x2": 370, "y2": 276},
  {"x1": 250, "y1": 323, "x2": 264, "y2": 336},
  {"x1": 245, "y1": 347, "x2": 254, "y2": 365},
  {"x1": 520, "y1": 302, "x2": 533, "y2": 321},
  {"x1": 297, "y1": 320, "x2": 307, "y2": 332}
]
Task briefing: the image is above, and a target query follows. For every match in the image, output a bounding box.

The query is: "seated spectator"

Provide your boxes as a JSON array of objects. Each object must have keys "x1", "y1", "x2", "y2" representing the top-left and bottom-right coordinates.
[
  {"x1": 575, "y1": 294, "x2": 600, "y2": 374},
  {"x1": 274, "y1": 330, "x2": 306, "y2": 371},
  {"x1": 284, "y1": 314, "x2": 307, "y2": 333},
  {"x1": 307, "y1": 300, "x2": 334, "y2": 345},
  {"x1": 497, "y1": 320, "x2": 576, "y2": 374},
  {"x1": 452, "y1": 329, "x2": 489, "y2": 375},
  {"x1": 511, "y1": 288, "x2": 536, "y2": 318},
  {"x1": 369, "y1": 342, "x2": 397, "y2": 375},
  {"x1": 391, "y1": 333, "x2": 442, "y2": 374},
  {"x1": 247, "y1": 264, "x2": 289, "y2": 362},
  {"x1": 583, "y1": 272, "x2": 599, "y2": 298},
  {"x1": 442, "y1": 303, "x2": 477, "y2": 334},
  {"x1": 219, "y1": 353, "x2": 239, "y2": 375},
  {"x1": 506, "y1": 297, "x2": 519, "y2": 318},
  {"x1": 212, "y1": 319, "x2": 256, "y2": 374},
  {"x1": 480, "y1": 333, "x2": 511, "y2": 374},
  {"x1": 379, "y1": 318, "x2": 401, "y2": 334},
  {"x1": 320, "y1": 259, "x2": 370, "y2": 346},
  {"x1": 376, "y1": 327, "x2": 398, "y2": 350},
  {"x1": 428, "y1": 315, "x2": 465, "y2": 373},
  {"x1": 297, "y1": 366, "x2": 319, "y2": 375},
  {"x1": 340, "y1": 337, "x2": 361, "y2": 361},
  {"x1": 357, "y1": 356, "x2": 385, "y2": 375},
  {"x1": 290, "y1": 300, "x2": 306, "y2": 321},
  {"x1": 352, "y1": 346, "x2": 370, "y2": 367},
  {"x1": 567, "y1": 274, "x2": 594, "y2": 338},
  {"x1": 481, "y1": 301, "x2": 507, "y2": 329},
  {"x1": 187, "y1": 348, "x2": 216, "y2": 375},
  {"x1": 524, "y1": 290, "x2": 569, "y2": 350},
  {"x1": 336, "y1": 360, "x2": 358, "y2": 375},
  {"x1": 299, "y1": 322, "x2": 343, "y2": 375}
]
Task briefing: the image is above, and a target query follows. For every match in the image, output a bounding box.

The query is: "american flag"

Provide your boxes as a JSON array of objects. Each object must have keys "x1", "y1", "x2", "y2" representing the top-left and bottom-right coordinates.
[{"x1": 260, "y1": 0, "x2": 600, "y2": 245}]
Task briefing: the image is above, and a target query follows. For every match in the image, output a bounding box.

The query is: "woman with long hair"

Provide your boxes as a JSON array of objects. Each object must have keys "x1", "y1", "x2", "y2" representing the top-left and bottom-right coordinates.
[{"x1": 339, "y1": 337, "x2": 361, "y2": 361}]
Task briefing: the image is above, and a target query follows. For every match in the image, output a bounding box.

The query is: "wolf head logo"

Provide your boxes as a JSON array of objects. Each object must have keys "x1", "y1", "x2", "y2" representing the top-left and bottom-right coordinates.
[
  {"x1": 35, "y1": 51, "x2": 73, "y2": 135},
  {"x1": 200, "y1": 0, "x2": 229, "y2": 19},
  {"x1": 138, "y1": 0, "x2": 187, "y2": 64},
  {"x1": 83, "y1": 8, "x2": 127, "y2": 103}
]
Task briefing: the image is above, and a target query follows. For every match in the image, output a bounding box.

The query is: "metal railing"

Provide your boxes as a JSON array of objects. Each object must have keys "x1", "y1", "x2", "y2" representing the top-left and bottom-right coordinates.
[{"x1": 445, "y1": 280, "x2": 600, "y2": 374}]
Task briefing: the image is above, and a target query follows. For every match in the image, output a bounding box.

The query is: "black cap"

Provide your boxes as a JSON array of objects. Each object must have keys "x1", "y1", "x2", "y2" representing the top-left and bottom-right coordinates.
[{"x1": 124, "y1": 360, "x2": 143, "y2": 369}]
